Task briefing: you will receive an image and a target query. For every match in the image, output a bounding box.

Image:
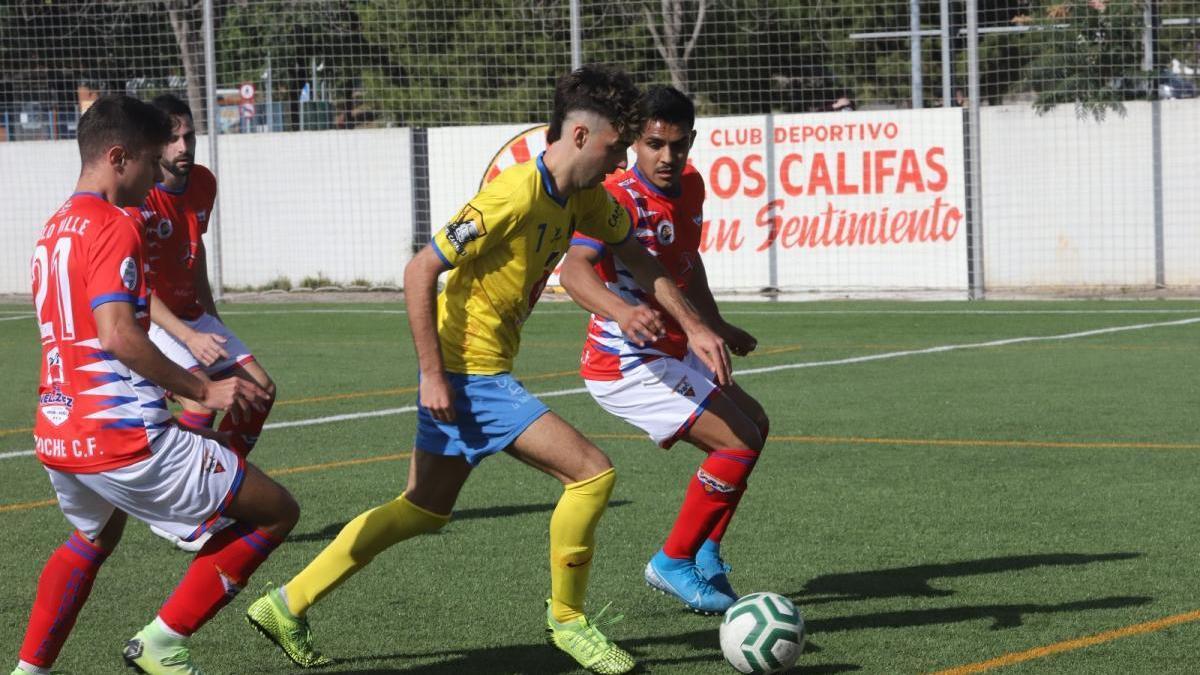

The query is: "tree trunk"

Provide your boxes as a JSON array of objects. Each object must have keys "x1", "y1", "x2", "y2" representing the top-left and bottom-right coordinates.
[
  {"x1": 164, "y1": 1, "x2": 206, "y2": 132},
  {"x1": 644, "y1": 0, "x2": 707, "y2": 95}
]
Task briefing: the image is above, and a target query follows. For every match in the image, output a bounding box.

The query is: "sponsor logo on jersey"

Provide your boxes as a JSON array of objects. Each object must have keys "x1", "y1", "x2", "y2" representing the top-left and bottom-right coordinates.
[
  {"x1": 657, "y1": 220, "x2": 676, "y2": 245},
  {"x1": 45, "y1": 347, "x2": 64, "y2": 385},
  {"x1": 120, "y1": 257, "x2": 138, "y2": 291},
  {"x1": 444, "y1": 205, "x2": 486, "y2": 255},
  {"x1": 39, "y1": 385, "x2": 74, "y2": 427}
]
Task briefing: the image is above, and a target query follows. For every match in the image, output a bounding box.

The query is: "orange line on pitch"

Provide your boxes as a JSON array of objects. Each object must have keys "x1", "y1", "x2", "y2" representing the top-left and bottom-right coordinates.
[
  {"x1": 929, "y1": 609, "x2": 1200, "y2": 674},
  {"x1": 0, "y1": 426, "x2": 32, "y2": 437},
  {"x1": 0, "y1": 498, "x2": 58, "y2": 514},
  {"x1": 587, "y1": 433, "x2": 1200, "y2": 451},
  {"x1": 267, "y1": 452, "x2": 410, "y2": 476}
]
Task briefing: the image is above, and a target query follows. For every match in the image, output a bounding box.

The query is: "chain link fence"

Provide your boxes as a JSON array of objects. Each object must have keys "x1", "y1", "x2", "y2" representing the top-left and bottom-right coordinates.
[{"x1": 2, "y1": 1, "x2": 1197, "y2": 296}]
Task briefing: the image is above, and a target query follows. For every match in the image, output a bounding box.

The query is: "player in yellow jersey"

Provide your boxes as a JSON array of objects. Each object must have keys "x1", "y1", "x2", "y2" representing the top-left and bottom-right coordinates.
[{"x1": 245, "y1": 66, "x2": 730, "y2": 674}]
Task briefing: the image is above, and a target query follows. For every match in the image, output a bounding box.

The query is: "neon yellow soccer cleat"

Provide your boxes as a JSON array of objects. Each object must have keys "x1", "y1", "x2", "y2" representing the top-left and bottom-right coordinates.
[
  {"x1": 545, "y1": 600, "x2": 636, "y2": 675},
  {"x1": 245, "y1": 585, "x2": 333, "y2": 668}
]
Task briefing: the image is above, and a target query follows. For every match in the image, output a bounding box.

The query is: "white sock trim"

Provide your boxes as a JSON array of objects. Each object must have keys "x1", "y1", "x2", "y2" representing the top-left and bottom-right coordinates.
[
  {"x1": 17, "y1": 660, "x2": 51, "y2": 675},
  {"x1": 154, "y1": 616, "x2": 188, "y2": 641}
]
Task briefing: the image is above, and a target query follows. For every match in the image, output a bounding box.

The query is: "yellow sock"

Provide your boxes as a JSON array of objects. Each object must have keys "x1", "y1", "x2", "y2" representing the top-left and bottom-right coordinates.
[
  {"x1": 549, "y1": 468, "x2": 616, "y2": 623},
  {"x1": 284, "y1": 493, "x2": 449, "y2": 617}
]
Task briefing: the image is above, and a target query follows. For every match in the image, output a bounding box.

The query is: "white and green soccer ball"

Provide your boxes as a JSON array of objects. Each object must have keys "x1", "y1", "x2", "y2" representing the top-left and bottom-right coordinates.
[{"x1": 719, "y1": 592, "x2": 805, "y2": 674}]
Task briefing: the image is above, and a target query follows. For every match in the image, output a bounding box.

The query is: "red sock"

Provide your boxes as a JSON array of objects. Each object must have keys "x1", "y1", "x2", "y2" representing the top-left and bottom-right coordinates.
[
  {"x1": 157, "y1": 523, "x2": 281, "y2": 636},
  {"x1": 704, "y1": 419, "x2": 768, "y2": 543},
  {"x1": 218, "y1": 394, "x2": 273, "y2": 457},
  {"x1": 178, "y1": 410, "x2": 216, "y2": 431},
  {"x1": 662, "y1": 449, "x2": 760, "y2": 559},
  {"x1": 707, "y1": 491, "x2": 744, "y2": 543},
  {"x1": 19, "y1": 531, "x2": 108, "y2": 668}
]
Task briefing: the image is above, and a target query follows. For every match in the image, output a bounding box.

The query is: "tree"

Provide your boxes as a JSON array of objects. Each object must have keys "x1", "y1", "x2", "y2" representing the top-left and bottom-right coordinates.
[{"x1": 644, "y1": 0, "x2": 708, "y2": 94}]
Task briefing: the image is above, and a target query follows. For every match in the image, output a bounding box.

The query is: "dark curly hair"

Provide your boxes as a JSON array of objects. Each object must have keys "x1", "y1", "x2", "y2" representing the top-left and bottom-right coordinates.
[{"x1": 547, "y1": 64, "x2": 643, "y2": 146}]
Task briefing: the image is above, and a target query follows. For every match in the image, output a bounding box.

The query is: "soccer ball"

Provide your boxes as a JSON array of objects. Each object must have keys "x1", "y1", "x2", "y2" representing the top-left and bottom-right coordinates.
[{"x1": 719, "y1": 592, "x2": 805, "y2": 674}]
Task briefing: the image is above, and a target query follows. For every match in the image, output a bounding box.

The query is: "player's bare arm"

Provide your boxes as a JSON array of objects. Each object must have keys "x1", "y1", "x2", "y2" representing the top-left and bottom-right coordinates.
[
  {"x1": 560, "y1": 243, "x2": 663, "y2": 346},
  {"x1": 404, "y1": 245, "x2": 456, "y2": 422},
  {"x1": 148, "y1": 292, "x2": 228, "y2": 366},
  {"x1": 193, "y1": 240, "x2": 220, "y2": 319},
  {"x1": 686, "y1": 257, "x2": 757, "y2": 357},
  {"x1": 94, "y1": 300, "x2": 266, "y2": 420},
  {"x1": 610, "y1": 236, "x2": 732, "y2": 384}
]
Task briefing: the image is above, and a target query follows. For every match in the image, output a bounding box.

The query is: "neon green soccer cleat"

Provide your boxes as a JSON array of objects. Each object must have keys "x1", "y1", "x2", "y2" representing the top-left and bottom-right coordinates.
[
  {"x1": 245, "y1": 585, "x2": 334, "y2": 668},
  {"x1": 545, "y1": 600, "x2": 636, "y2": 675},
  {"x1": 122, "y1": 623, "x2": 204, "y2": 674}
]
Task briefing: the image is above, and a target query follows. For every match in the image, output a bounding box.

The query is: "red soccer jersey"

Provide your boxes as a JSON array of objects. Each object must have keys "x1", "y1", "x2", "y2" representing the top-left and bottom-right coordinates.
[
  {"x1": 575, "y1": 165, "x2": 705, "y2": 381},
  {"x1": 31, "y1": 193, "x2": 173, "y2": 473},
  {"x1": 141, "y1": 165, "x2": 216, "y2": 320}
]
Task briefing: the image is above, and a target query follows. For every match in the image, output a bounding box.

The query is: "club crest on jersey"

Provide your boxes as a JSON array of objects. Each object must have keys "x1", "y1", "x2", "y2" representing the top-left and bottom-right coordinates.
[
  {"x1": 656, "y1": 220, "x2": 676, "y2": 245},
  {"x1": 444, "y1": 205, "x2": 486, "y2": 255},
  {"x1": 674, "y1": 377, "x2": 696, "y2": 398},
  {"x1": 120, "y1": 257, "x2": 138, "y2": 291},
  {"x1": 201, "y1": 446, "x2": 226, "y2": 476},
  {"x1": 150, "y1": 216, "x2": 173, "y2": 240},
  {"x1": 39, "y1": 385, "x2": 73, "y2": 427}
]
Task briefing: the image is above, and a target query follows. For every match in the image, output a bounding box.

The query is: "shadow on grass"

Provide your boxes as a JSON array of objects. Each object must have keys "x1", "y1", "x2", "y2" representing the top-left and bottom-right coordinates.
[
  {"x1": 794, "y1": 552, "x2": 1142, "y2": 604},
  {"x1": 289, "y1": 499, "x2": 632, "y2": 544},
  {"x1": 321, "y1": 629, "x2": 856, "y2": 674}
]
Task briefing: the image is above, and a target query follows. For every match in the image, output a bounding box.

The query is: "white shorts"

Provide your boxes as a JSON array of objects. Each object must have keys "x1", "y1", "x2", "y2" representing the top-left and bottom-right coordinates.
[
  {"x1": 46, "y1": 425, "x2": 244, "y2": 542},
  {"x1": 584, "y1": 350, "x2": 720, "y2": 449},
  {"x1": 148, "y1": 312, "x2": 254, "y2": 375}
]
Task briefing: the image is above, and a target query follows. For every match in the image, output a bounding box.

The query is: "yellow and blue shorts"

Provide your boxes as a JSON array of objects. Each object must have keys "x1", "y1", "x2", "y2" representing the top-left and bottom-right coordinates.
[{"x1": 415, "y1": 372, "x2": 550, "y2": 465}]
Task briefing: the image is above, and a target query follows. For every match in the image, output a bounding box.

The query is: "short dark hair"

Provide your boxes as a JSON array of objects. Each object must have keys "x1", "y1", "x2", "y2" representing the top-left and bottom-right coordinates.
[
  {"x1": 150, "y1": 93, "x2": 193, "y2": 120},
  {"x1": 547, "y1": 64, "x2": 643, "y2": 145},
  {"x1": 77, "y1": 95, "x2": 172, "y2": 164},
  {"x1": 641, "y1": 85, "x2": 695, "y2": 131}
]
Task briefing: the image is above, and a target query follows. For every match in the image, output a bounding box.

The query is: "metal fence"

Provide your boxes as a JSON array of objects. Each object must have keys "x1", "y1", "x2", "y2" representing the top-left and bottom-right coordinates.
[{"x1": 1, "y1": 1, "x2": 1198, "y2": 297}]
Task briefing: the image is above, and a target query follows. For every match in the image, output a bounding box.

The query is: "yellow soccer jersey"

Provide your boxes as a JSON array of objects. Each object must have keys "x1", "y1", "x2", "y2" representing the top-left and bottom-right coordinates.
[{"x1": 431, "y1": 154, "x2": 632, "y2": 375}]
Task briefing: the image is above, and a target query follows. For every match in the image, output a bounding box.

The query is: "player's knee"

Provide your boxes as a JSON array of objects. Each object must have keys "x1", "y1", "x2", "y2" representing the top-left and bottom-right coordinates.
[
  {"x1": 756, "y1": 413, "x2": 770, "y2": 443},
  {"x1": 272, "y1": 489, "x2": 301, "y2": 535}
]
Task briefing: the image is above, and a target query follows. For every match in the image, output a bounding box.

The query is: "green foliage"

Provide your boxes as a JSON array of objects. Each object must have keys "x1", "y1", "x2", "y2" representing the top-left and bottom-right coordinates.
[{"x1": 1028, "y1": 1, "x2": 1146, "y2": 120}]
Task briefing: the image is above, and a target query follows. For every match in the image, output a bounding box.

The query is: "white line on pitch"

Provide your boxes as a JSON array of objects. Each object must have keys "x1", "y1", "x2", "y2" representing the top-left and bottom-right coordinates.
[
  {"x1": 0, "y1": 314, "x2": 33, "y2": 322},
  {"x1": 4, "y1": 316, "x2": 1197, "y2": 459}
]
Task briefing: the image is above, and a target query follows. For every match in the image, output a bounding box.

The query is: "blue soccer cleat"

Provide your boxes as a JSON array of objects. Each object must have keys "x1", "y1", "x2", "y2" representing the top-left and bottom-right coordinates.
[
  {"x1": 696, "y1": 539, "x2": 738, "y2": 599},
  {"x1": 644, "y1": 549, "x2": 736, "y2": 615}
]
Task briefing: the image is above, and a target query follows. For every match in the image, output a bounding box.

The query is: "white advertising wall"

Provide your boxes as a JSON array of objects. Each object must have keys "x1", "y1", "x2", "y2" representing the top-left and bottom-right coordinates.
[
  {"x1": 688, "y1": 109, "x2": 968, "y2": 292},
  {"x1": 980, "y1": 98, "x2": 1200, "y2": 290},
  {"x1": 3, "y1": 102, "x2": 1197, "y2": 295},
  {"x1": 0, "y1": 128, "x2": 413, "y2": 294},
  {"x1": 426, "y1": 108, "x2": 969, "y2": 294}
]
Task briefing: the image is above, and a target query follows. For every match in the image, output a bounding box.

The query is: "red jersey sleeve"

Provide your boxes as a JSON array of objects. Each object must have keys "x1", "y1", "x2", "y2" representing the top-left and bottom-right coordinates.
[{"x1": 86, "y1": 214, "x2": 145, "y2": 311}]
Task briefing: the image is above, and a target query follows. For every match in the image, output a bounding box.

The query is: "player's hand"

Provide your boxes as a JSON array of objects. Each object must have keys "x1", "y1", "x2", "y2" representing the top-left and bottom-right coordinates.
[
  {"x1": 721, "y1": 323, "x2": 758, "y2": 357},
  {"x1": 420, "y1": 372, "x2": 457, "y2": 423},
  {"x1": 685, "y1": 323, "x2": 732, "y2": 386},
  {"x1": 197, "y1": 377, "x2": 269, "y2": 425},
  {"x1": 185, "y1": 331, "x2": 229, "y2": 367},
  {"x1": 616, "y1": 304, "x2": 664, "y2": 347}
]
